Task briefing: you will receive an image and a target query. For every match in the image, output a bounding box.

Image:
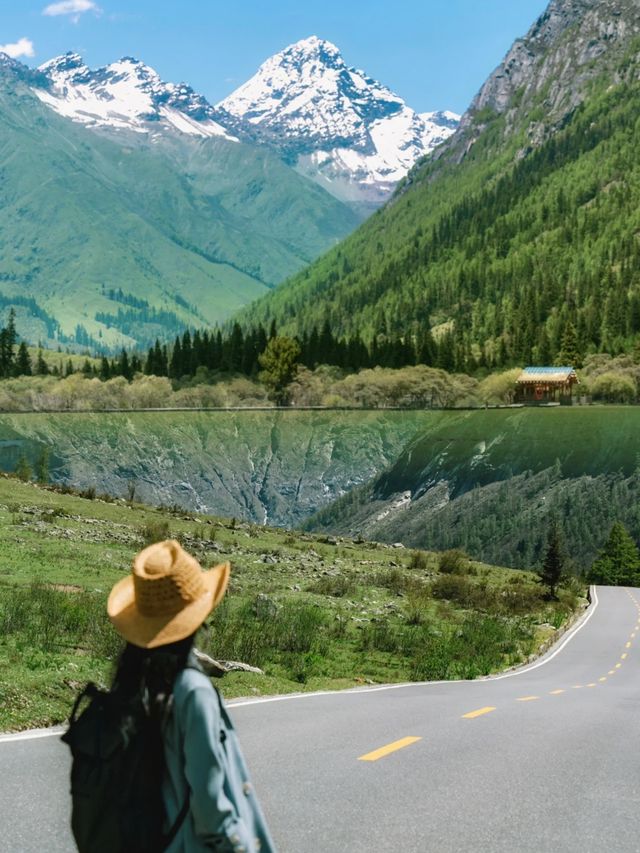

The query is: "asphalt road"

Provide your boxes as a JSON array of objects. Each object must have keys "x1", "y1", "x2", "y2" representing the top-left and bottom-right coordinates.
[{"x1": 1, "y1": 585, "x2": 639, "y2": 852}]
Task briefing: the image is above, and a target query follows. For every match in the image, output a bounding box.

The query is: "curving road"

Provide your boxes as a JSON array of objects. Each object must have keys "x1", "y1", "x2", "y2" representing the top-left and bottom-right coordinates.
[{"x1": 1, "y1": 586, "x2": 639, "y2": 852}]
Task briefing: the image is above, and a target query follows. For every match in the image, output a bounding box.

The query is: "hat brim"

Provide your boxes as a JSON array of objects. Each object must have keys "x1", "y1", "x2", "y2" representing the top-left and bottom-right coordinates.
[{"x1": 107, "y1": 561, "x2": 230, "y2": 649}]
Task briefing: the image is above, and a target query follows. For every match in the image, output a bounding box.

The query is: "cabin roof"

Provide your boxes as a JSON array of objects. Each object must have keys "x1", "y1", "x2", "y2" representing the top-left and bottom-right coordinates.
[{"x1": 516, "y1": 366, "x2": 579, "y2": 384}]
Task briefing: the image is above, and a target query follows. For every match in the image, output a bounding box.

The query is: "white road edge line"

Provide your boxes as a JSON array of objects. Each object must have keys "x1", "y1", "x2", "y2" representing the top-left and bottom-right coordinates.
[
  {"x1": 227, "y1": 585, "x2": 601, "y2": 706},
  {"x1": 0, "y1": 727, "x2": 65, "y2": 744},
  {"x1": 0, "y1": 585, "x2": 602, "y2": 739}
]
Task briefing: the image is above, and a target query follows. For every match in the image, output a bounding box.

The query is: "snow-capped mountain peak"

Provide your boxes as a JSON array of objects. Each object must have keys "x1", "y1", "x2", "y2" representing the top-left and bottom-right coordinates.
[
  {"x1": 218, "y1": 36, "x2": 459, "y2": 205},
  {"x1": 34, "y1": 53, "x2": 235, "y2": 140},
  {"x1": 30, "y1": 39, "x2": 459, "y2": 207}
]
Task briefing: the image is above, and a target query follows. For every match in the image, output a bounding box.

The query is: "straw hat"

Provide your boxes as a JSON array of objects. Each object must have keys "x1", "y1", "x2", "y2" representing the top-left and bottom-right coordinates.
[{"x1": 107, "y1": 539, "x2": 230, "y2": 649}]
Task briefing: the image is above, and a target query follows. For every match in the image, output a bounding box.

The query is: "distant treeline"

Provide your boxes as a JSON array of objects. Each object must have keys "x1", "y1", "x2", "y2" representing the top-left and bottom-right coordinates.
[
  {"x1": 1, "y1": 311, "x2": 472, "y2": 383},
  {"x1": 134, "y1": 320, "x2": 462, "y2": 381},
  {"x1": 32, "y1": 321, "x2": 462, "y2": 383}
]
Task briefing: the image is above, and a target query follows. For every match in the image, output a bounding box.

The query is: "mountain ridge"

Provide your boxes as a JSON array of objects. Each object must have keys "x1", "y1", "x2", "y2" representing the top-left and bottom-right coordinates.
[
  {"x1": 0, "y1": 57, "x2": 360, "y2": 349},
  {"x1": 236, "y1": 0, "x2": 640, "y2": 371},
  {"x1": 29, "y1": 36, "x2": 458, "y2": 207}
]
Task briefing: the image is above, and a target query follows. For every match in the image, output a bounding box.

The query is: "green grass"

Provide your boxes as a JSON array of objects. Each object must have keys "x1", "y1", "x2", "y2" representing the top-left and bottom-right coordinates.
[{"x1": 0, "y1": 474, "x2": 585, "y2": 731}]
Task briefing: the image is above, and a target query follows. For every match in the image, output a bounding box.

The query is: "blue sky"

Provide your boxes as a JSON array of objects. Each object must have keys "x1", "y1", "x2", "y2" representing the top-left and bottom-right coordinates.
[{"x1": 0, "y1": 0, "x2": 548, "y2": 113}]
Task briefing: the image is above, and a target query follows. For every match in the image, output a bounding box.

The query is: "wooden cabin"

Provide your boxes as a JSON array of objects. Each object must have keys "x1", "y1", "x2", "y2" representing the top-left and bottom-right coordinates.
[{"x1": 515, "y1": 367, "x2": 579, "y2": 405}]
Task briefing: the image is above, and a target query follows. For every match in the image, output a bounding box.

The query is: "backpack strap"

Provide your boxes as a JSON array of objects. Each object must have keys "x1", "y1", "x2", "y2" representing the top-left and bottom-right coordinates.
[
  {"x1": 69, "y1": 682, "x2": 100, "y2": 724},
  {"x1": 163, "y1": 792, "x2": 190, "y2": 850}
]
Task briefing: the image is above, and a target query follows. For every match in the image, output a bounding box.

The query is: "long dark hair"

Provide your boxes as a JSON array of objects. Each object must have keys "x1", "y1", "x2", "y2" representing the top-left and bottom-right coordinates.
[{"x1": 111, "y1": 634, "x2": 195, "y2": 723}]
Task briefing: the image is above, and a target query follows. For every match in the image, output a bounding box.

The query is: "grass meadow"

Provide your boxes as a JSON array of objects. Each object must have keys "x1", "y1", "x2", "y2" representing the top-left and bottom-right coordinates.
[{"x1": 0, "y1": 475, "x2": 585, "y2": 731}]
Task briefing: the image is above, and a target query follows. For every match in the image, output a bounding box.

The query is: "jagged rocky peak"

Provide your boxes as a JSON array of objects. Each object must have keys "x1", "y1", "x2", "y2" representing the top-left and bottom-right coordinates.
[
  {"x1": 34, "y1": 53, "x2": 234, "y2": 139},
  {"x1": 219, "y1": 35, "x2": 459, "y2": 205},
  {"x1": 466, "y1": 0, "x2": 640, "y2": 127}
]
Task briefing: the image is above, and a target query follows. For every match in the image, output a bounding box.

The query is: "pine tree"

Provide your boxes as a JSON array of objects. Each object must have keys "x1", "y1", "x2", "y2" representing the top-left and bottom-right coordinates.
[
  {"x1": 258, "y1": 336, "x2": 301, "y2": 406},
  {"x1": 99, "y1": 356, "x2": 111, "y2": 381},
  {"x1": 588, "y1": 522, "x2": 640, "y2": 586},
  {"x1": 228, "y1": 323, "x2": 244, "y2": 373},
  {"x1": 36, "y1": 349, "x2": 49, "y2": 376},
  {"x1": 557, "y1": 320, "x2": 582, "y2": 368},
  {"x1": 181, "y1": 330, "x2": 194, "y2": 375},
  {"x1": 417, "y1": 328, "x2": 437, "y2": 366},
  {"x1": 539, "y1": 522, "x2": 566, "y2": 599},
  {"x1": 117, "y1": 350, "x2": 132, "y2": 380},
  {"x1": 5, "y1": 309, "x2": 16, "y2": 374},
  {"x1": 16, "y1": 342, "x2": 32, "y2": 376},
  {"x1": 169, "y1": 337, "x2": 183, "y2": 379}
]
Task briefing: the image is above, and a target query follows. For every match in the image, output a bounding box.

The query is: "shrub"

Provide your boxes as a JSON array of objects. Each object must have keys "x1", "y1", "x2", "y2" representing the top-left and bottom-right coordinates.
[
  {"x1": 432, "y1": 574, "x2": 475, "y2": 605},
  {"x1": 139, "y1": 519, "x2": 171, "y2": 546},
  {"x1": 408, "y1": 550, "x2": 429, "y2": 571},
  {"x1": 588, "y1": 371, "x2": 637, "y2": 403},
  {"x1": 307, "y1": 573, "x2": 357, "y2": 598},
  {"x1": 439, "y1": 549, "x2": 470, "y2": 575},
  {"x1": 380, "y1": 566, "x2": 416, "y2": 593}
]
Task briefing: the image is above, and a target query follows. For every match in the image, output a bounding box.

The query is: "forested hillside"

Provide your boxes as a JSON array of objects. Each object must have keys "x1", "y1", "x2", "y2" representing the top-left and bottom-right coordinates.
[
  {"x1": 306, "y1": 407, "x2": 640, "y2": 570},
  {"x1": 238, "y1": 1, "x2": 640, "y2": 371}
]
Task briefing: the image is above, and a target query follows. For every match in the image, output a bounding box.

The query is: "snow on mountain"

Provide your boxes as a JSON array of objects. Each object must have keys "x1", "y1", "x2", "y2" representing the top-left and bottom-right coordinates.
[
  {"x1": 218, "y1": 36, "x2": 460, "y2": 205},
  {"x1": 34, "y1": 53, "x2": 235, "y2": 140},
  {"x1": 30, "y1": 40, "x2": 459, "y2": 206}
]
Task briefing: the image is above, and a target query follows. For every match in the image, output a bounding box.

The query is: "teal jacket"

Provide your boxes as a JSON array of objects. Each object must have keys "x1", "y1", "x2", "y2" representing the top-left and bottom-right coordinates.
[{"x1": 162, "y1": 662, "x2": 277, "y2": 853}]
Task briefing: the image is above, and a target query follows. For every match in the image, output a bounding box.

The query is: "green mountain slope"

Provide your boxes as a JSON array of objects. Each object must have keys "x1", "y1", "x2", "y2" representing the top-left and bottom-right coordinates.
[
  {"x1": 0, "y1": 60, "x2": 360, "y2": 349},
  {"x1": 306, "y1": 407, "x2": 640, "y2": 569},
  {"x1": 238, "y1": 0, "x2": 640, "y2": 368}
]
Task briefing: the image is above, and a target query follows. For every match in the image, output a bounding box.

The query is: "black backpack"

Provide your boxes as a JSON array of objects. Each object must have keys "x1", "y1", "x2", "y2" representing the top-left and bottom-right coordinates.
[{"x1": 61, "y1": 681, "x2": 189, "y2": 853}]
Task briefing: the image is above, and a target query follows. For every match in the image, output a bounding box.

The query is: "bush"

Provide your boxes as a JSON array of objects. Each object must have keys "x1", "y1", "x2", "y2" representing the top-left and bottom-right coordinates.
[
  {"x1": 408, "y1": 550, "x2": 429, "y2": 571},
  {"x1": 139, "y1": 519, "x2": 171, "y2": 546},
  {"x1": 307, "y1": 573, "x2": 357, "y2": 598},
  {"x1": 432, "y1": 574, "x2": 475, "y2": 605},
  {"x1": 588, "y1": 371, "x2": 637, "y2": 403},
  {"x1": 439, "y1": 549, "x2": 470, "y2": 575}
]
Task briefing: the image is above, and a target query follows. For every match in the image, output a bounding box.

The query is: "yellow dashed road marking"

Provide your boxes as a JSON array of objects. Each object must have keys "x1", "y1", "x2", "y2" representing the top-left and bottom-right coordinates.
[
  {"x1": 609, "y1": 670, "x2": 616, "y2": 675},
  {"x1": 626, "y1": 642, "x2": 632, "y2": 648},
  {"x1": 621, "y1": 653, "x2": 628, "y2": 660},
  {"x1": 549, "y1": 690, "x2": 565, "y2": 695},
  {"x1": 517, "y1": 696, "x2": 539, "y2": 702},
  {"x1": 358, "y1": 736, "x2": 422, "y2": 762},
  {"x1": 462, "y1": 707, "x2": 496, "y2": 719},
  {"x1": 572, "y1": 685, "x2": 583, "y2": 689},
  {"x1": 587, "y1": 683, "x2": 597, "y2": 688},
  {"x1": 599, "y1": 677, "x2": 607, "y2": 682},
  {"x1": 616, "y1": 663, "x2": 622, "y2": 669}
]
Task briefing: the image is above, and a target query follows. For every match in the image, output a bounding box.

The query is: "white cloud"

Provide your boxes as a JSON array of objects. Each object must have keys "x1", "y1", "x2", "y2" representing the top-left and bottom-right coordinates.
[
  {"x1": 0, "y1": 38, "x2": 35, "y2": 59},
  {"x1": 42, "y1": 0, "x2": 101, "y2": 22}
]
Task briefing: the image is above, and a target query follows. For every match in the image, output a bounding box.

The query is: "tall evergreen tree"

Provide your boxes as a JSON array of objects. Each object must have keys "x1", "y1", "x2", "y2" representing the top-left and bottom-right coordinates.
[
  {"x1": 16, "y1": 342, "x2": 32, "y2": 376},
  {"x1": 99, "y1": 356, "x2": 111, "y2": 381},
  {"x1": 36, "y1": 349, "x2": 49, "y2": 376},
  {"x1": 169, "y1": 337, "x2": 183, "y2": 379},
  {"x1": 557, "y1": 320, "x2": 582, "y2": 368},
  {"x1": 539, "y1": 522, "x2": 566, "y2": 599},
  {"x1": 588, "y1": 522, "x2": 640, "y2": 586}
]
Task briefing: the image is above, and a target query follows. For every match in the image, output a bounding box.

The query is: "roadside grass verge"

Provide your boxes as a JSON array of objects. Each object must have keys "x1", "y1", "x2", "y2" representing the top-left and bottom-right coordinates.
[{"x1": 0, "y1": 475, "x2": 586, "y2": 731}]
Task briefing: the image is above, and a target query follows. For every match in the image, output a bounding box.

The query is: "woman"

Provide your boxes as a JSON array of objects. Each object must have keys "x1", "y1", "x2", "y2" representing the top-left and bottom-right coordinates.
[{"x1": 107, "y1": 538, "x2": 276, "y2": 853}]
